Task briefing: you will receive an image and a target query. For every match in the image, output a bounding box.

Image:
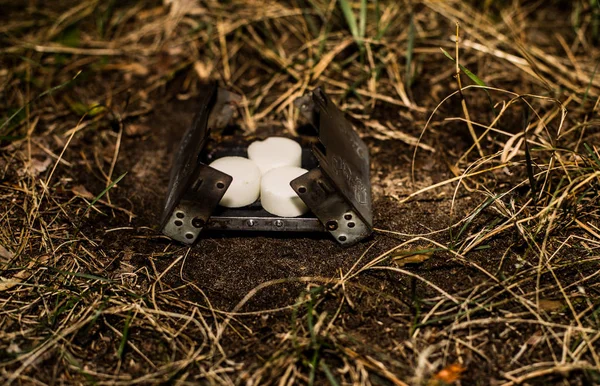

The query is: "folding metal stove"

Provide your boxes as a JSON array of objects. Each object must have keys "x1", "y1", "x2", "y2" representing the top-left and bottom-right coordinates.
[{"x1": 160, "y1": 84, "x2": 373, "y2": 246}]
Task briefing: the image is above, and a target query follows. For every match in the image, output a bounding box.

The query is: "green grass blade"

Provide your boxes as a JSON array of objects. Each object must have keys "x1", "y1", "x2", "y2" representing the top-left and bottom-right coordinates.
[
  {"x1": 440, "y1": 48, "x2": 486, "y2": 86},
  {"x1": 320, "y1": 362, "x2": 340, "y2": 386},
  {"x1": 359, "y1": 0, "x2": 367, "y2": 40},
  {"x1": 118, "y1": 313, "x2": 132, "y2": 359},
  {"x1": 440, "y1": 47, "x2": 455, "y2": 61},
  {"x1": 318, "y1": 23, "x2": 332, "y2": 57},
  {"x1": 584, "y1": 143, "x2": 600, "y2": 169},
  {"x1": 409, "y1": 281, "x2": 421, "y2": 336},
  {"x1": 456, "y1": 194, "x2": 501, "y2": 240},
  {"x1": 339, "y1": 0, "x2": 359, "y2": 43},
  {"x1": 440, "y1": 47, "x2": 496, "y2": 115},
  {"x1": 375, "y1": 21, "x2": 393, "y2": 40},
  {"x1": 291, "y1": 294, "x2": 302, "y2": 351},
  {"x1": 0, "y1": 72, "x2": 80, "y2": 133},
  {"x1": 405, "y1": 12, "x2": 415, "y2": 88},
  {"x1": 393, "y1": 247, "x2": 440, "y2": 258},
  {"x1": 308, "y1": 348, "x2": 319, "y2": 386},
  {"x1": 592, "y1": 0, "x2": 600, "y2": 40},
  {"x1": 51, "y1": 268, "x2": 112, "y2": 282},
  {"x1": 62, "y1": 349, "x2": 97, "y2": 383},
  {"x1": 86, "y1": 172, "x2": 127, "y2": 212},
  {"x1": 307, "y1": 294, "x2": 316, "y2": 345},
  {"x1": 0, "y1": 135, "x2": 26, "y2": 142},
  {"x1": 459, "y1": 64, "x2": 485, "y2": 87}
]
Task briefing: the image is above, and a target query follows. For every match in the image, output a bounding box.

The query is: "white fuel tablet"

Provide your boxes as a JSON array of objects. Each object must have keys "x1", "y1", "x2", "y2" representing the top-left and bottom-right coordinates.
[
  {"x1": 247, "y1": 137, "x2": 302, "y2": 174},
  {"x1": 209, "y1": 156, "x2": 261, "y2": 208},
  {"x1": 261, "y1": 166, "x2": 309, "y2": 217}
]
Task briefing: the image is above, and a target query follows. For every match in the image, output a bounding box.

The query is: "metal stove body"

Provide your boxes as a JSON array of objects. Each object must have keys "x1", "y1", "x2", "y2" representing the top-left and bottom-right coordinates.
[{"x1": 160, "y1": 84, "x2": 373, "y2": 246}]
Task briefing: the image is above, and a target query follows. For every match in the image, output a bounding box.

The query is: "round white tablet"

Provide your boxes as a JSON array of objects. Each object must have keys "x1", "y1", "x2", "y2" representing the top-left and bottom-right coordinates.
[
  {"x1": 209, "y1": 156, "x2": 261, "y2": 208},
  {"x1": 261, "y1": 166, "x2": 309, "y2": 217},
  {"x1": 247, "y1": 137, "x2": 302, "y2": 174}
]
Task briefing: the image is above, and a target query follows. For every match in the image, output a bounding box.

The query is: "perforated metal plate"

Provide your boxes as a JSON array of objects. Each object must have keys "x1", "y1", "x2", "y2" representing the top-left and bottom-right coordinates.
[
  {"x1": 291, "y1": 168, "x2": 370, "y2": 246},
  {"x1": 162, "y1": 164, "x2": 232, "y2": 244}
]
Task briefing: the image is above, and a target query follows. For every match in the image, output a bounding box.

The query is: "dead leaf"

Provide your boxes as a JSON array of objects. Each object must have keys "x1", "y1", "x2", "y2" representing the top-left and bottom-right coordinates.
[
  {"x1": 0, "y1": 255, "x2": 49, "y2": 292},
  {"x1": 0, "y1": 244, "x2": 13, "y2": 261},
  {"x1": 125, "y1": 123, "x2": 151, "y2": 137},
  {"x1": 194, "y1": 60, "x2": 214, "y2": 80},
  {"x1": 391, "y1": 249, "x2": 432, "y2": 267},
  {"x1": 72, "y1": 185, "x2": 94, "y2": 199},
  {"x1": 0, "y1": 278, "x2": 20, "y2": 292},
  {"x1": 19, "y1": 157, "x2": 51, "y2": 177},
  {"x1": 447, "y1": 162, "x2": 461, "y2": 178},
  {"x1": 6, "y1": 342, "x2": 21, "y2": 354},
  {"x1": 430, "y1": 363, "x2": 466, "y2": 385},
  {"x1": 103, "y1": 62, "x2": 149, "y2": 76},
  {"x1": 526, "y1": 331, "x2": 543, "y2": 345},
  {"x1": 538, "y1": 299, "x2": 564, "y2": 312}
]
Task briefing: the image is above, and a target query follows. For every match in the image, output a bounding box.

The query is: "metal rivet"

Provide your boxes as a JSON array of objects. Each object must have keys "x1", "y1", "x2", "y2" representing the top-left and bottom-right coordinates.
[
  {"x1": 348, "y1": 222, "x2": 355, "y2": 228},
  {"x1": 274, "y1": 220, "x2": 284, "y2": 227},
  {"x1": 344, "y1": 213, "x2": 352, "y2": 220},
  {"x1": 247, "y1": 219, "x2": 255, "y2": 227},
  {"x1": 216, "y1": 182, "x2": 225, "y2": 189},
  {"x1": 185, "y1": 232, "x2": 194, "y2": 240},
  {"x1": 326, "y1": 220, "x2": 338, "y2": 231},
  {"x1": 176, "y1": 212, "x2": 185, "y2": 219},
  {"x1": 298, "y1": 186, "x2": 307, "y2": 194},
  {"x1": 174, "y1": 220, "x2": 183, "y2": 227},
  {"x1": 338, "y1": 235, "x2": 347, "y2": 242},
  {"x1": 192, "y1": 217, "x2": 205, "y2": 228}
]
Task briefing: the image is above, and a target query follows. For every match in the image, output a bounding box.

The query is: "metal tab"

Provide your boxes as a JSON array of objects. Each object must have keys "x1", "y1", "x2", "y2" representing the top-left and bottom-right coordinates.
[
  {"x1": 162, "y1": 164, "x2": 232, "y2": 244},
  {"x1": 291, "y1": 168, "x2": 370, "y2": 246}
]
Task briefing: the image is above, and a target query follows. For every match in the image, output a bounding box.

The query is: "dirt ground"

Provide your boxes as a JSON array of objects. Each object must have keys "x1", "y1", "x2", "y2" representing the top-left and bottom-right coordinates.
[{"x1": 2, "y1": 0, "x2": 600, "y2": 385}]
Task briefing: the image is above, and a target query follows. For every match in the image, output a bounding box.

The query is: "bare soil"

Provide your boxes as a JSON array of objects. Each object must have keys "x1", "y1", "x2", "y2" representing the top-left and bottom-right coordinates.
[{"x1": 2, "y1": 0, "x2": 600, "y2": 385}]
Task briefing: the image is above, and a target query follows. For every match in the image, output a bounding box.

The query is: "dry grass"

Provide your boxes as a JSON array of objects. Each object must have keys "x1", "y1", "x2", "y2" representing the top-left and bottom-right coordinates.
[{"x1": 2, "y1": 0, "x2": 600, "y2": 384}]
